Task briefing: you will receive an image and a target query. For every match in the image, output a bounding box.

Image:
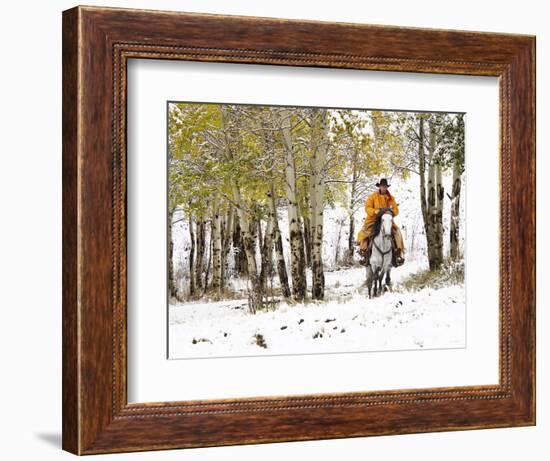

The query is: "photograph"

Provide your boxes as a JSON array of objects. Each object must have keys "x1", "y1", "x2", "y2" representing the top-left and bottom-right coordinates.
[{"x1": 167, "y1": 102, "x2": 466, "y2": 359}]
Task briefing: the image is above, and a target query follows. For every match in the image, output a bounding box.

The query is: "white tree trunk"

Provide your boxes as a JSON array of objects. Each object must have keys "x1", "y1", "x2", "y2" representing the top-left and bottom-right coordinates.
[
  {"x1": 434, "y1": 155, "x2": 444, "y2": 264},
  {"x1": 211, "y1": 198, "x2": 223, "y2": 291},
  {"x1": 194, "y1": 219, "x2": 206, "y2": 290},
  {"x1": 309, "y1": 109, "x2": 328, "y2": 300},
  {"x1": 346, "y1": 148, "x2": 359, "y2": 263},
  {"x1": 221, "y1": 208, "x2": 233, "y2": 289},
  {"x1": 269, "y1": 184, "x2": 291, "y2": 298},
  {"x1": 279, "y1": 108, "x2": 307, "y2": 301},
  {"x1": 188, "y1": 214, "x2": 196, "y2": 297},
  {"x1": 168, "y1": 208, "x2": 178, "y2": 300},
  {"x1": 260, "y1": 209, "x2": 274, "y2": 290},
  {"x1": 449, "y1": 160, "x2": 462, "y2": 260},
  {"x1": 232, "y1": 185, "x2": 264, "y2": 313},
  {"x1": 424, "y1": 117, "x2": 444, "y2": 270}
]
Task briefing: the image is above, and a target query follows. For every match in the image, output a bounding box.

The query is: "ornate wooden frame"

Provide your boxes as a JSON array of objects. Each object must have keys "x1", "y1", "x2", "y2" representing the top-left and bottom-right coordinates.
[{"x1": 62, "y1": 5, "x2": 536, "y2": 455}]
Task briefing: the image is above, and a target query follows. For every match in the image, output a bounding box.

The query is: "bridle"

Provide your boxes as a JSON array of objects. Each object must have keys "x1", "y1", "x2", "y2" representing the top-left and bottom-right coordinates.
[
  {"x1": 373, "y1": 240, "x2": 392, "y2": 257},
  {"x1": 373, "y1": 213, "x2": 393, "y2": 258}
]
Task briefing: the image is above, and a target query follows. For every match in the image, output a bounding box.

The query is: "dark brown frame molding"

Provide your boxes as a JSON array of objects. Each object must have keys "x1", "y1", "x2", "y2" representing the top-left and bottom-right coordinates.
[{"x1": 62, "y1": 5, "x2": 535, "y2": 455}]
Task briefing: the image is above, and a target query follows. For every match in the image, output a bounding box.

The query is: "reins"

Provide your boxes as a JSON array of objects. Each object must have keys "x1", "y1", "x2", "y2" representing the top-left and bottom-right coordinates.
[{"x1": 373, "y1": 240, "x2": 392, "y2": 257}]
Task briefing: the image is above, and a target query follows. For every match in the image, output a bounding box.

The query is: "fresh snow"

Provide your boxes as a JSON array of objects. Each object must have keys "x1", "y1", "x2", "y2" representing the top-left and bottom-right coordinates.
[{"x1": 169, "y1": 263, "x2": 465, "y2": 359}]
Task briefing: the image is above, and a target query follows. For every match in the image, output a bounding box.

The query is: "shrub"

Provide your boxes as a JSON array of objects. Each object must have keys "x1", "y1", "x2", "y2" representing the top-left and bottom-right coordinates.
[{"x1": 399, "y1": 259, "x2": 464, "y2": 292}]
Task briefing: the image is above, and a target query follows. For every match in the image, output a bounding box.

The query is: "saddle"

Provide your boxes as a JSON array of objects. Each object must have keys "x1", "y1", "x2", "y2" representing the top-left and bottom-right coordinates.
[{"x1": 359, "y1": 238, "x2": 404, "y2": 267}]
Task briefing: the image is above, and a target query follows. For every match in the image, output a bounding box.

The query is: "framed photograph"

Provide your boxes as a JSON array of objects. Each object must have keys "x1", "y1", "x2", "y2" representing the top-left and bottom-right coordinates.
[{"x1": 62, "y1": 5, "x2": 535, "y2": 455}]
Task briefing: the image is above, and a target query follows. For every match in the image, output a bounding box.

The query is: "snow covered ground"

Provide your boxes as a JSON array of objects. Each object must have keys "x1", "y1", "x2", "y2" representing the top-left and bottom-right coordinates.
[{"x1": 169, "y1": 261, "x2": 466, "y2": 359}]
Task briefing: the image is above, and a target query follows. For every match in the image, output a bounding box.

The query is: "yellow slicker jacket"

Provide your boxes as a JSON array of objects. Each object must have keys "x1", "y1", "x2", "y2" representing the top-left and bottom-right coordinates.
[{"x1": 356, "y1": 191, "x2": 399, "y2": 245}]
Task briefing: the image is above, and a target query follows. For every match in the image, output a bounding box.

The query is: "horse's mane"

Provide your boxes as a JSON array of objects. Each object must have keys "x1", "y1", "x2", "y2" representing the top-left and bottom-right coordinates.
[{"x1": 372, "y1": 210, "x2": 392, "y2": 238}]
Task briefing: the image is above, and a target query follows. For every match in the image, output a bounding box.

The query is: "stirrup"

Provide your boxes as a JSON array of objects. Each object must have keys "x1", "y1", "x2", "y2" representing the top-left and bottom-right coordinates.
[{"x1": 393, "y1": 255, "x2": 405, "y2": 267}]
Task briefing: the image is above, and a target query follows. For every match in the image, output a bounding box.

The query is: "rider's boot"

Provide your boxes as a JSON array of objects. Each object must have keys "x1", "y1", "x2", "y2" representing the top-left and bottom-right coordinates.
[
  {"x1": 392, "y1": 248, "x2": 405, "y2": 267},
  {"x1": 359, "y1": 249, "x2": 369, "y2": 267},
  {"x1": 358, "y1": 239, "x2": 371, "y2": 267}
]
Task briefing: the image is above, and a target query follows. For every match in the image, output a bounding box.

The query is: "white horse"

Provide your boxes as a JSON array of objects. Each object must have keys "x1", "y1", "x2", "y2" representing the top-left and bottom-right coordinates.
[{"x1": 366, "y1": 211, "x2": 393, "y2": 297}]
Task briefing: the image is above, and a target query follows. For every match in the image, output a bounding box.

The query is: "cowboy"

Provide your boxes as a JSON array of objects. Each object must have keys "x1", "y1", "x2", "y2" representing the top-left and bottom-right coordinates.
[{"x1": 357, "y1": 178, "x2": 405, "y2": 267}]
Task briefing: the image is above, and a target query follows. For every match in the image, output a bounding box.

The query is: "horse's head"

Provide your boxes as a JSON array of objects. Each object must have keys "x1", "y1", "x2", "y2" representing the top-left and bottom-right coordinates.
[{"x1": 381, "y1": 212, "x2": 393, "y2": 239}]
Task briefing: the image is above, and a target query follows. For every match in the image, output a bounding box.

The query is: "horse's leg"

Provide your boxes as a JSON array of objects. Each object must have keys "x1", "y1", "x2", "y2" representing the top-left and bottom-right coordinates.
[
  {"x1": 378, "y1": 271, "x2": 385, "y2": 296},
  {"x1": 372, "y1": 268, "x2": 380, "y2": 298},
  {"x1": 372, "y1": 268, "x2": 378, "y2": 297},
  {"x1": 365, "y1": 266, "x2": 372, "y2": 298},
  {"x1": 375, "y1": 269, "x2": 382, "y2": 297},
  {"x1": 368, "y1": 278, "x2": 372, "y2": 299},
  {"x1": 385, "y1": 269, "x2": 392, "y2": 292}
]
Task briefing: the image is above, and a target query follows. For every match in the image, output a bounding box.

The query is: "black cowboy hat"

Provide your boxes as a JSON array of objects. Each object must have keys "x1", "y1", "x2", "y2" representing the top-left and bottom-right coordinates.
[{"x1": 376, "y1": 178, "x2": 390, "y2": 187}]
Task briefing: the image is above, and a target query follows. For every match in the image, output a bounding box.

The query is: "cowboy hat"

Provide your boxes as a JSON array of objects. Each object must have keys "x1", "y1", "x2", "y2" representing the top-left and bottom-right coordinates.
[{"x1": 375, "y1": 178, "x2": 390, "y2": 187}]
